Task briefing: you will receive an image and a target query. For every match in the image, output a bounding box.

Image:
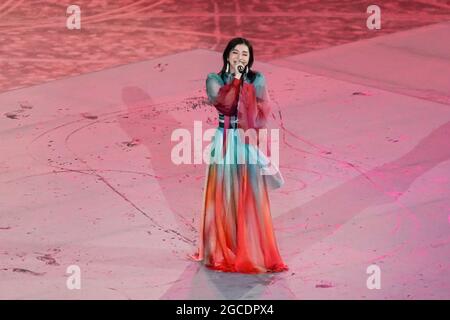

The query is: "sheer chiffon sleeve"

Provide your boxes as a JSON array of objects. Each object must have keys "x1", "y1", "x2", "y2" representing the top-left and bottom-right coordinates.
[
  {"x1": 237, "y1": 72, "x2": 274, "y2": 157},
  {"x1": 206, "y1": 73, "x2": 240, "y2": 116},
  {"x1": 253, "y1": 73, "x2": 271, "y2": 130},
  {"x1": 237, "y1": 73, "x2": 271, "y2": 130}
]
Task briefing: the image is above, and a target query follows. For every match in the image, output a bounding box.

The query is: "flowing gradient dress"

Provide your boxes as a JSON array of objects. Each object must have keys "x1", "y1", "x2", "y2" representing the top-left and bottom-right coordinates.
[{"x1": 191, "y1": 70, "x2": 288, "y2": 273}]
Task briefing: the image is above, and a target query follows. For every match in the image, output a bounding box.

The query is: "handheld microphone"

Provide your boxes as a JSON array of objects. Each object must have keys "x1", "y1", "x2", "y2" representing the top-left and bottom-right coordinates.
[{"x1": 237, "y1": 65, "x2": 244, "y2": 73}]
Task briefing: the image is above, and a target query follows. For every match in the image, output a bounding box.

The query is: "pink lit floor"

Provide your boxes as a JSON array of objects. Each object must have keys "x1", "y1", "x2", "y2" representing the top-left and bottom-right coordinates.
[{"x1": 1, "y1": 2, "x2": 450, "y2": 300}]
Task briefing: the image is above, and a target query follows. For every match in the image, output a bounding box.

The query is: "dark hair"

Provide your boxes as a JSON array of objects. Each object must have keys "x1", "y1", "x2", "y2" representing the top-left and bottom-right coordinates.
[{"x1": 219, "y1": 37, "x2": 257, "y2": 83}]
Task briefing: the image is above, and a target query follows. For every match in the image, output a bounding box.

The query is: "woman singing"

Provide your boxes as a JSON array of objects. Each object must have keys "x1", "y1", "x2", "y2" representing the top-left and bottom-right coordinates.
[{"x1": 191, "y1": 37, "x2": 288, "y2": 273}]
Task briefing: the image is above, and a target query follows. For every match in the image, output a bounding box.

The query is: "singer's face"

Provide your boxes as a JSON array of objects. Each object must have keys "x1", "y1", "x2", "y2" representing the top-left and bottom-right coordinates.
[{"x1": 228, "y1": 44, "x2": 249, "y2": 70}]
